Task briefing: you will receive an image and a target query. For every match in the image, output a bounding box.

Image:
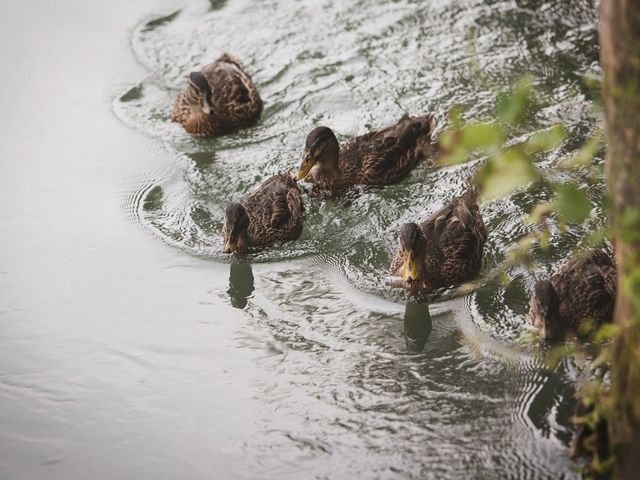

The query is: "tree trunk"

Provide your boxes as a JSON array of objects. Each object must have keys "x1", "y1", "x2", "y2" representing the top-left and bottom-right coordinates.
[{"x1": 600, "y1": 0, "x2": 640, "y2": 478}]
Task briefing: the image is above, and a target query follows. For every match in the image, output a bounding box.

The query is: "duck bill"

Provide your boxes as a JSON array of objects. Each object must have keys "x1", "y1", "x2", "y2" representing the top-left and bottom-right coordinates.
[
  {"x1": 223, "y1": 240, "x2": 237, "y2": 253},
  {"x1": 401, "y1": 252, "x2": 420, "y2": 284},
  {"x1": 223, "y1": 227, "x2": 238, "y2": 253},
  {"x1": 201, "y1": 97, "x2": 212, "y2": 115},
  {"x1": 295, "y1": 151, "x2": 316, "y2": 180}
]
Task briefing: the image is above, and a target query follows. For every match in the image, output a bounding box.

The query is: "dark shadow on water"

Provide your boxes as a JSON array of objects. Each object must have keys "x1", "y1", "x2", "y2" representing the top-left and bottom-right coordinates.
[
  {"x1": 403, "y1": 302, "x2": 432, "y2": 352},
  {"x1": 209, "y1": 0, "x2": 228, "y2": 11},
  {"x1": 141, "y1": 10, "x2": 181, "y2": 33},
  {"x1": 227, "y1": 261, "x2": 254, "y2": 309}
]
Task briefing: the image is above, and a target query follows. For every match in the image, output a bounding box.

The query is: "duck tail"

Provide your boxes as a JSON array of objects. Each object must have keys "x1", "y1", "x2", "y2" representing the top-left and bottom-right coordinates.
[
  {"x1": 217, "y1": 52, "x2": 243, "y2": 67},
  {"x1": 408, "y1": 113, "x2": 436, "y2": 135},
  {"x1": 395, "y1": 113, "x2": 437, "y2": 153}
]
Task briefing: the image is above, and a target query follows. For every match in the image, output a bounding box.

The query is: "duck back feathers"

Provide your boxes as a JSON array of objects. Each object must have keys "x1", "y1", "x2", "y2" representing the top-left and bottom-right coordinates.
[
  {"x1": 304, "y1": 114, "x2": 436, "y2": 197},
  {"x1": 420, "y1": 186, "x2": 486, "y2": 290},
  {"x1": 172, "y1": 53, "x2": 262, "y2": 137},
  {"x1": 243, "y1": 175, "x2": 303, "y2": 248},
  {"x1": 552, "y1": 249, "x2": 616, "y2": 329},
  {"x1": 341, "y1": 114, "x2": 436, "y2": 185}
]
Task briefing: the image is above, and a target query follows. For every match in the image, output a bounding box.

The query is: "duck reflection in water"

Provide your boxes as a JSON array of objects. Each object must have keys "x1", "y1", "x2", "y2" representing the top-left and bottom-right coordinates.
[
  {"x1": 403, "y1": 302, "x2": 432, "y2": 352},
  {"x1": 227, "y1": 262, "x2": 255, "y2": 309}
]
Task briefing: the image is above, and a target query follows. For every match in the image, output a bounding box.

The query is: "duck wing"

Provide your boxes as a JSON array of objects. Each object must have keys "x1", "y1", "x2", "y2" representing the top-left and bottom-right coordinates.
[
  {"x1": 340, "y1": 114, "x2": 435, "y2": 185},
  {"x1": 245, "y1": 175, "x2": 302, "y2": 246},
  {"x1": 552, "y1": 249, "x2": 617, "y2": 328},
  {"x1": 420, "y1": 187, "x2": 486, "y2": 287},
  {"x1": 204, "y1": 54, "x2": 262, "y2": 118}
]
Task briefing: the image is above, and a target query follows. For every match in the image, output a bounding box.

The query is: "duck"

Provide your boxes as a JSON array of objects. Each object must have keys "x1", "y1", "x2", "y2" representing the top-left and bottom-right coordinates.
[
  {"x1": 389, "y1": 185, "x2": 487, "y2": 293},
  {"x1": 222, "y1": 175, "x2": 303, "y2": 253},
  {"x1": 528, "y1": 249, "x2": 616, "y2": 341},
  {"x1": 171, "y1": 53, "x2": 262, "y2": 137},
  {"x1": 295, "y1": 114, "x2": 436, "y2": 198}
]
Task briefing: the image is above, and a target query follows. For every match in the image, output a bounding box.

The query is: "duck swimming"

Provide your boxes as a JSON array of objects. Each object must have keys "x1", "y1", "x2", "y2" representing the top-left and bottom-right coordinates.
[
  {"x1": 529, "y1": 249, "x2": 616, "y2": 341},
  {"x1": 295, "y1": 114, "x2": 436, "y2": 198},
  {"x1": 171, "y1": 53, "x2": 262, "y2": 137},
  {"x1": 223, "y1": 175, "x2": 303, "y2": 253},
  {"x1": 389, "y1": 186, "x2": 486, "y2": 294}
]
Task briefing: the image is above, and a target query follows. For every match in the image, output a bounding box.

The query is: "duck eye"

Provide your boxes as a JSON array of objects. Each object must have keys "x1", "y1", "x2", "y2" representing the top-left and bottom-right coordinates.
[{"x1": 314, "y1": 142, "x2": 326, "y2": 157}]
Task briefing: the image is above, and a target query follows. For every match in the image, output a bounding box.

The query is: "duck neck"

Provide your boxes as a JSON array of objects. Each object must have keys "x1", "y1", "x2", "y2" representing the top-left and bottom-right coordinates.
[
  {"x1": 319, "y1": 141, "x2": 341, "y2": 174},
  {"x1": 316, "y1": 152, "x2": 341, "y2": 189},
  {"x1": 543, "y1": 286, "x2": 563, "y2": 340},
  {"x1": 410, "y1": 236, "x2": 433, "y2": 290},
  {"x1": 416, "y1": 250, "x2": 432, "y2": 289}
]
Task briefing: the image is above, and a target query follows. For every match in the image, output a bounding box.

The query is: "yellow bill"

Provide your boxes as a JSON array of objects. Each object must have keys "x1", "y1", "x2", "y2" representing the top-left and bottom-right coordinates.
[
  {"x1": 401, "y1": 252, "x2": 420, "y2": 283},
  {"x1": 296, "y1": 151, "x2": 316, "y2": 180}
]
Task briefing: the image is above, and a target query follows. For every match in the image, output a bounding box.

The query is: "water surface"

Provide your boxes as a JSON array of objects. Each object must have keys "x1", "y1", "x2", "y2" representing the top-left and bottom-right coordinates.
[{"x1": 1, "y1": 0, "x2": 602, "y2": 478}]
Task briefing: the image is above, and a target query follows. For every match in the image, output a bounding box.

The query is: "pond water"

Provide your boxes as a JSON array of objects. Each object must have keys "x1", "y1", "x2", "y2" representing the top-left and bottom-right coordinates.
[{"x1": 0, "y1": 0, "x2": 602, "y2": 478}]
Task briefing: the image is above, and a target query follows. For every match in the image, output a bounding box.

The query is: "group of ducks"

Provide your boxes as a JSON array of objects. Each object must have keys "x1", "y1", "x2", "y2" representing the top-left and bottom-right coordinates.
[{"x1": 171, "y1": 54, "x2": 617, "y2": 343}]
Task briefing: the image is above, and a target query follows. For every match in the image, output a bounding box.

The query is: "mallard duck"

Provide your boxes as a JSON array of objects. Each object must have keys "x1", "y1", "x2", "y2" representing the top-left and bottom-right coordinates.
[
  {"x1": 295, "y1": 114, "x2": 436, "y2": 198},
  {"x1": 529, "y1": 249, "x2": 616, "y2": 341},
  {"x1": 171, "y1": 53, "x2": 262, "y2": 137},
  {"x1": 222, "y1": 175, "x2": 303, "y2": 253},
  {"x1": 389, "y1": 186, "x2": 487, "y2": 293}
]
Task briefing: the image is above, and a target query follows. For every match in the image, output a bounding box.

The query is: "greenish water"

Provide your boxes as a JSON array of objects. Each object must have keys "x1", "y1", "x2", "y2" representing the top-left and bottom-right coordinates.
[{"x1": 1, "y1": 0, "x2": 602, "y2": 478}]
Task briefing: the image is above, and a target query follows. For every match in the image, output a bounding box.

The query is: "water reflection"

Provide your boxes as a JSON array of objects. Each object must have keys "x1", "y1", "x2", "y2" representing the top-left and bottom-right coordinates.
[
  {"x1": 403, "y1": 301, "x2": 432, "y2": 352},
  {"x1": 227, "y1": 261, "x2": 254, "y2": 309},
  {"x1": 111, "y1": 0, "x2": 601, "y2": 475}
]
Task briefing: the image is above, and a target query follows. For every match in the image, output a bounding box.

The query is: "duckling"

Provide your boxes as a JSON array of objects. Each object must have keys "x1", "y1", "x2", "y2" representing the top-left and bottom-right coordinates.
[
  {"x1": 389, "y1": 186, "x2": 487, "y2": 293},
  {"x1": 529, "y1": 249, "x2": 616, "y2": 341},
  {"x1": 295, "y1": 114, "x2": 436, "y2": 198},
  {"x1": 171, "y1": 53, "x2": 262, "y2": 137},
  {"x1": 223, "y1": 175, "x2": 303, "y2": 253}
]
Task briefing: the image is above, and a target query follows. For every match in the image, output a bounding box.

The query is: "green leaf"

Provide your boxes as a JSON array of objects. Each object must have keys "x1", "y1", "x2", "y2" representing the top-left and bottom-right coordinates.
[
  {"x1": 554, "y1": 183, "x2": 593, "y2": 223},
  {"x1": 477, "y1": 147, "x2": 537, "y2": 200},
  {"x1": 460, "y1": 122, "x2": 505, "y2": 153},
  {"x1": 526, "y1": 202, "x2": 554, "y2": 224},
  {"x1": 447, "y1": 104, "x2": 464, "y2": 129},
  {"x1": 584, "y1": 227, "x2": 610, "y2": 247},
  {"x1": 619, "y1": 208, "x2": 640, "y2": 243},
  {"x1": 560, "y1": 129, "x2": 602, "y2": 168},
  {"x1": 526, "y1": 124, "x2": 566, "y2": 153},
  {"x1": 539, "y1": 230, "x2": 551, "y2": 249},
  {"x1": 439, "y1": 146, "x2": 468, "y2": 165},
  {"x1": 437, "y1": 128, "x2": 458, "y2": 151},
  {"x1": 594, "y1": 323, "x2": 621, "y2": 344},
  {"x1": 623, "y1": 266, "x2": 640, "y2": 311},
  {"x1": 496, "y1": 75, "x2": 534, "y2": 126}
]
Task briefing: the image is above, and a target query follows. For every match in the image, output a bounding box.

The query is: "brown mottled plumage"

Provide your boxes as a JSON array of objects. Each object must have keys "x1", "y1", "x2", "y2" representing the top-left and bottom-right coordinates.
[
  {"x1": 389, "y1": 186, "x2": 487, "y2": 293},
  {"x1": 529, "y1": 249, "x2": 616, "y2": 341},
  {"x1": 222, "y1": 175, "x2": 303, "y2": 253},
  {"x1": 295, "y1": 114, "x2": 436, "y2": 198},
  {"x1": 171, "y1": 53, "x2": 262, "y2": 137}
]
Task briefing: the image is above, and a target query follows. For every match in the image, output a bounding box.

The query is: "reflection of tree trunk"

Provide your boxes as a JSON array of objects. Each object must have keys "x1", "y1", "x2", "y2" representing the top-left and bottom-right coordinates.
[{"x1": 600, "y1": 0, "x2": 640, "y2": 477}]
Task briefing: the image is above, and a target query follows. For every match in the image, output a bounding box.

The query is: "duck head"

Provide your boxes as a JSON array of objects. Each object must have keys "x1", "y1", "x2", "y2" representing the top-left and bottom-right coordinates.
[
  {"x1": 399, "y1": 222, "x2": 426, "y2": 287},
  {"x1": 223, "y1": 203, "x2": 250, "y2": 253},
  {"x1": 529, "y1": 280, "x2": 563, "y2": 340},
  {"x1": 296, "y1": 126, "x2": 339, "y2": 180},
  {"x1": 188, "y1": 71, "x2": 213, "y2": 115}
]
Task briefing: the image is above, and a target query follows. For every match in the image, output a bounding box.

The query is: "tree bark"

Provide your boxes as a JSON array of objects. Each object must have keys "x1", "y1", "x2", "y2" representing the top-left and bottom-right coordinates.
[{"x1": 600, "y1": 0, "x2": 640, "y2": 478}]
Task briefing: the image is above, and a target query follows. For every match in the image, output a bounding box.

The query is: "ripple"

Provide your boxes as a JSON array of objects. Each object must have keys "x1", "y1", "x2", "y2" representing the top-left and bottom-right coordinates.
[
  {"x1": 114, "y1": 0, "x2": 599, "y2": 477},
  {"x1": 114, "y1": 0, "x2": 602, "y2": 275},
  {"x1": 227, "y1": 261, "x2": 579, "y2": 478}
]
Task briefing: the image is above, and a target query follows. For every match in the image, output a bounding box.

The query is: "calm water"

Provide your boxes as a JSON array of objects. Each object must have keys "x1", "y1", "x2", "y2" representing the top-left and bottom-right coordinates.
[{"x1": 1, "y1": 0, "x2": 602, "y2": 478}]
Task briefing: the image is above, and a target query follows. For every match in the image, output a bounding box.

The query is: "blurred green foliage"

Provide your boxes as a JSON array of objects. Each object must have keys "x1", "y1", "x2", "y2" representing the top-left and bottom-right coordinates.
[
  {"x1": 436, "y1": 75, "x2": 620, "y2": 477},
  {"x1": 438, "y1": 75, "x2": 600, "y2": 228}
]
